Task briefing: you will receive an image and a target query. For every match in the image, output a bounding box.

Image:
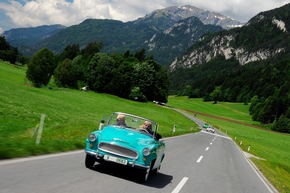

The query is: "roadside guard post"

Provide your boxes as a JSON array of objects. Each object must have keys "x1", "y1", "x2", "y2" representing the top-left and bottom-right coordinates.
[
  {"x1": 172, "y1": 125, "x2": 176, "y2": 133},
  {"x1": 36, "y1": 114, "x2": 46, "y2": 144}
]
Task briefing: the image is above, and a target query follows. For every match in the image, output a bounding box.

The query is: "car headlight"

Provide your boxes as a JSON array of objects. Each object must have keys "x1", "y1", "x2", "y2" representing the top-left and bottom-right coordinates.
[
  {"x1": 88, "y1": 133, "x2": 96, "y2": 142},
  {"x1": 142, "y1": 148, "x2": 150, "y2": 156}
]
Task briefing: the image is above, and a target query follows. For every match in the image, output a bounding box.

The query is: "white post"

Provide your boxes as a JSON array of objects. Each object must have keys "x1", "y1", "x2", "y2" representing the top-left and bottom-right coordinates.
[
  {"x1": 172, "y1": 125, "x2": 176, "y2": 133},
  {"x1": 240, "y1": 139, "x2": 243, "y2": 145},
  {"x1": 248, "y1": 145, "x2": 251, "y2": 152},
  {"x1": 36, "y1": 114, "x2": 46, "y2": 144}
]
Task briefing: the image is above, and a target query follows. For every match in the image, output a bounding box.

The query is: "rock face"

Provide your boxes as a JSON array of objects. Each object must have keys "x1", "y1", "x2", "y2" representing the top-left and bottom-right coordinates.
[
  {"x1": 170, "y1": 33, "x2": 286, "y2": 69},
  {"x1": 170, "y1": 3, "x2": 290, "y2": 69},
  {"x1": 136, "y1": 5, "x2": 243, "y2": 29}
]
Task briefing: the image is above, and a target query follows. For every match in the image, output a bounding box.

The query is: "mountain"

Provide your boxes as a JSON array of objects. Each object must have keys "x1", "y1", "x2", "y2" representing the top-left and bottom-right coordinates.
[
  {"x1": 170, "y1": 3, "x2": 290, "y2": 69},
  {"x1": 135, "y1": 5, "x2": 242, "y2": 29},
  {"x1": 3, "y1": 25, "x2": 65, "y2": 54},
  {"x1": 142, "y1": 16, "x2": 222, "y2": 65},
  {"x1": 3, "y1": 5, "x2": 240, "y2": 65}
]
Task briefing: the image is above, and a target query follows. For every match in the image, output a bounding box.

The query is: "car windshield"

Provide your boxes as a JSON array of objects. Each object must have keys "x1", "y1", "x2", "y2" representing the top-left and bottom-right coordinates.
[{"x1": 106, "y1": 112, "x2": 158, "y2": 133}]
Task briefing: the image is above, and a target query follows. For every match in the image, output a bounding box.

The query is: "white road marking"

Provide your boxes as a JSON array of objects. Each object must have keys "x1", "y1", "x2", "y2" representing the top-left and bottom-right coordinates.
[
  {"x1": 196, "y1": 156, "x2": 203, "y2": 163},
  {"x1": 210, "y1": 142, "x2": 212, "y2": 145},
  {"x1": 172, "y1": 177, "x2": 189, "y2": 193},
  {"x1": 205, "y1": 147, "x2": 209, "y2": 151},
  {"x1": 201, "y1": 130, "x2": 232, "y2": 139}
]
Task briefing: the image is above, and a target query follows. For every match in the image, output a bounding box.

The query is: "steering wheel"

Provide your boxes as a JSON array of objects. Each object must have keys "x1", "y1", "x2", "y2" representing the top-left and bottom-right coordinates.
[{"x1": 137, "y1": 129, "x2": 149, "y2": 134}]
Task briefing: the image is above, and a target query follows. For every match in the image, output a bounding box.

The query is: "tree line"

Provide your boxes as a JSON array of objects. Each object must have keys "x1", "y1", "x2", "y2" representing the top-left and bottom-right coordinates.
[
  {"x1": 169, "y1": 55, "x2": 290, "y2": 133},
  {"x1": 0, "y1": 36, "x2": 28, "y2": 65},
  {"x1": 25, "y1": 43, "x2": 169, "y2": 103}
]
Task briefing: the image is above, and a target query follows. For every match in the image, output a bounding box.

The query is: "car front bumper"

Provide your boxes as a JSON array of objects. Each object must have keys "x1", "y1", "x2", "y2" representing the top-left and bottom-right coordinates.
[{"x1": 85, "y1": 150, "x2": 150, "y2": 169}]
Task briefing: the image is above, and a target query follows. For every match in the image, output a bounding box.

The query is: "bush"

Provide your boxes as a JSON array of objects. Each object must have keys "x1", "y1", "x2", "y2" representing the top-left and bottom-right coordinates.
[
  {"x1": 26, "y1": 48, "x2": 55, "y2": 87},
  {"x1": 54, "y1": 59, "x2": 77, "y2": 88},
  {"x1": 271, "y1": 115, "x2": 290, "y2": 133}
]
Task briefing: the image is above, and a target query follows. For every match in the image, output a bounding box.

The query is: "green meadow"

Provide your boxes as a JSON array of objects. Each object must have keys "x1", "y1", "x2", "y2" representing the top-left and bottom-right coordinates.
[
  {"x1": 0, "y1": 61, "x2": 198, "y2": 159},
  {"x1": 167, "y1": 96, "x2": 290, "y2": 193}
]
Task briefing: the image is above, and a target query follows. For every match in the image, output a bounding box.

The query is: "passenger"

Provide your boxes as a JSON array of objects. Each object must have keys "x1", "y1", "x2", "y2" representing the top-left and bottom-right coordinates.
[
  {"x1": 141, "y1": 121, "x2": 153, "y2": 134},
  {"x1": 116, "y1": 114, "x2": 127, "y2": 127},
  {"x1": 140, "y1": 120, "x2": 162, "y2": 140}
]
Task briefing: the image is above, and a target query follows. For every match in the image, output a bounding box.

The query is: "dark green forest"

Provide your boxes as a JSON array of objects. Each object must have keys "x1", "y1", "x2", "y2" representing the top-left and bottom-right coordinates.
[
  {"x1": 25, "y1": 43, "x2": 169, "y2": 103},
  {"x1": 0, "y1": 36, "x2": 20, "y2": 65}
]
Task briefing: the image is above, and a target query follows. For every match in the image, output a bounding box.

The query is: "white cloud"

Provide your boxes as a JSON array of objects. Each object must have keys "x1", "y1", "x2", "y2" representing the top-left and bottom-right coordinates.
[{"x1": 0, "y1": 0, "x2": 289, "y2": 30}]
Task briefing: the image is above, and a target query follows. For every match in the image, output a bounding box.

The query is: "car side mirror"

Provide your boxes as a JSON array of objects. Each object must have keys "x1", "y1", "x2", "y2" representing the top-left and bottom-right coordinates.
[{"x1": 99, "y1": 120, "x2": 105, "y2": 130}]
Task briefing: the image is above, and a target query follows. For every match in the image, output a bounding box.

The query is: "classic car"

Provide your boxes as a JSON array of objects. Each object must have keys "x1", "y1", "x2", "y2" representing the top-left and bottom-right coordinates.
[{"x1": 85, "y1": 112, "x2": 165, "y2": 182}]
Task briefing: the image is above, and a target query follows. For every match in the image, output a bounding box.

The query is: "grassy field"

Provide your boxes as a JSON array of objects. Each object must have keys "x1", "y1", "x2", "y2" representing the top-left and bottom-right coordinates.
[
  {"x1": 0, "y1": 61, "x2": 198, "y2": 159},
  {"x1": 167, "y1": 96, "x2": 290, "y2": 193}
]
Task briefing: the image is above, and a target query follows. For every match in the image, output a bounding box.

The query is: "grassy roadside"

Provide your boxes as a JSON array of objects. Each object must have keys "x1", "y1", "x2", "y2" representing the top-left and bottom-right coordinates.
[
  {"x1": 0, "y1": 62, "x2": 198, "y2": 159},
  {"x1": 167, "y1": 96, "x2": 290, "y2": 193}
]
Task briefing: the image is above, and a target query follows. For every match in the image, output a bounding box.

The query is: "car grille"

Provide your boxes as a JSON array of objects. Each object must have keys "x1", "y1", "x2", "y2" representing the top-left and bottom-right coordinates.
[{"x1": 98, "y1": 142, "x2": 138, "y2": 159}]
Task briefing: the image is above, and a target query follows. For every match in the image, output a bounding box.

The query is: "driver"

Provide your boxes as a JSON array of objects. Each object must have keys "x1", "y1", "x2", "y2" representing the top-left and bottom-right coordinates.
[{"x1": 141, "y1": 121, "x2": 153, "y2": 134}]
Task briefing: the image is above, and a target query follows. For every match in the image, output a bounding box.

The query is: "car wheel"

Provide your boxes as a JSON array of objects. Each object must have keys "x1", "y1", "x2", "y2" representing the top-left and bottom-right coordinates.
[
  {"x1": 152, "y1": 165, "x2": 160, "y2": 176},
  {"x1": 85, "y1": 154, "x2": 95, "y2": 168},
  {"x1": 138, "y1": 163, "x2": 151, "y2": 183}
]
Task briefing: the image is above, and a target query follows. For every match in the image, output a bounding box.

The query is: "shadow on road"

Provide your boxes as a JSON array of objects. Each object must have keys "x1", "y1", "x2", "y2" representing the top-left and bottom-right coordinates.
[{"x1": 89, "y1": 162, "x2": 173, "y2": 188}]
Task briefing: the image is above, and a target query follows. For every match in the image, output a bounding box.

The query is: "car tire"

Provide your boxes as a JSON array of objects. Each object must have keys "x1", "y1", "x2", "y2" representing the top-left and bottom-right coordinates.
[
  {"x1": 138, "y1": 163, "x2": 151, "y2": 183},
  {"x1": 85, "y1": 154, "x2": 95, "y2": 168},
  {"x1": 151, "y1": 165, "x2": 160, "y2": 176}
]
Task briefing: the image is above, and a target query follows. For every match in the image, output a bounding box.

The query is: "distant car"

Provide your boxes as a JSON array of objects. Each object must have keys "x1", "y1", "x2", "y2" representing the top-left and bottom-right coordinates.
[
  {"x1": 206, "y1": 126, "x2": 215, "y2": 133},
  {"x1": 85, "y1": 112, "x2": 165, "y2": 182},
  {"x1": 203, "y1": 123, "x2": 209, "y2": 128}
]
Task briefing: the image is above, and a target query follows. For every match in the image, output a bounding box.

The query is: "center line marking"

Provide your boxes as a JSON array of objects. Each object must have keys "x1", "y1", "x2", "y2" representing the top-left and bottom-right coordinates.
[
  {"x1": 196, "y1": 156, "x2": 203, "y2": 163},
  {"x1": 172, "y1": 177, "x2": 189, "y2": 193},
  {"x1": 205, "y1": 147, "x2": 209, "y2": 151}
]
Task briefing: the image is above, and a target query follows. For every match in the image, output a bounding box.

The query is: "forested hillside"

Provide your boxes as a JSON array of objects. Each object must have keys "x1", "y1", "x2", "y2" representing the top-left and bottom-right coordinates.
[{"x1": 169, "y1": 3, "x2": 290, "y2": 132}]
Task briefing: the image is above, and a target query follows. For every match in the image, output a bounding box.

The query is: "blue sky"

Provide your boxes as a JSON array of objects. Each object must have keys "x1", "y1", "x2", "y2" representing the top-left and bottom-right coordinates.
[{"x1": 0, "y1": 0, "x2": 289, "y2": 34}]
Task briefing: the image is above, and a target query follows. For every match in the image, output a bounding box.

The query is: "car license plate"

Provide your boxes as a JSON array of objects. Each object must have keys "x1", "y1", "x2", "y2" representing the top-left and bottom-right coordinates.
[{"x1": 104, "y1": 155, "x2": 127, "y2": 165}]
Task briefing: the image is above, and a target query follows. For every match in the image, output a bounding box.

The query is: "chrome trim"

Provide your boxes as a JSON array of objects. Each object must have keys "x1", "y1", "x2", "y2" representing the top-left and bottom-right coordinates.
[
  {"x1": 85, "y1": 150, "x2": 96, "y2": 156},
  {"x1": 98, "y1": 142, "x2": 139, "y2": 159},
  {"x1": 128, "y1": 161, "x2": 149, "y2": 169},
  {"x1": 85, "y1": 150, "x2": 148, "y2": 169}
]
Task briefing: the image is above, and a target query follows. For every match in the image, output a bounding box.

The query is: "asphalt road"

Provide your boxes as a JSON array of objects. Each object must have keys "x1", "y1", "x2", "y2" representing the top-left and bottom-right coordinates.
[{"x1": 0, "y1": 111, "x2": 277, "y2": 193}]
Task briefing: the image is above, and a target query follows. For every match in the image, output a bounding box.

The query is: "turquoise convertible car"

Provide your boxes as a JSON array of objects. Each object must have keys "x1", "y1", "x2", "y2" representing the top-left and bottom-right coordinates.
[{"x1": 85, "y1": 112, "x2": 165, "y2": 182}]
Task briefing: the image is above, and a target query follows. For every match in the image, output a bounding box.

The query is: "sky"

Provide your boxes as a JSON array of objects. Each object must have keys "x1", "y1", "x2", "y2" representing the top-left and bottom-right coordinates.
[{"x1": 0, "y1": 0, "x2": 289, "y2": 34}]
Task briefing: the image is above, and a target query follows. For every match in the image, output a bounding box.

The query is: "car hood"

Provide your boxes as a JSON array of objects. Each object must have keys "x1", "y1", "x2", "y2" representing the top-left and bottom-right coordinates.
[{"x1": 99, "y1": 126, "x2": 155, "y2": 148}]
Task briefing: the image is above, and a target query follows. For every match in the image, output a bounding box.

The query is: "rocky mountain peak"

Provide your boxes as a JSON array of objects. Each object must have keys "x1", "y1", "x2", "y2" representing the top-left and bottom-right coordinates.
[{"x1": 139, "y1": 5, "x2": 243, "y2": 29}]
